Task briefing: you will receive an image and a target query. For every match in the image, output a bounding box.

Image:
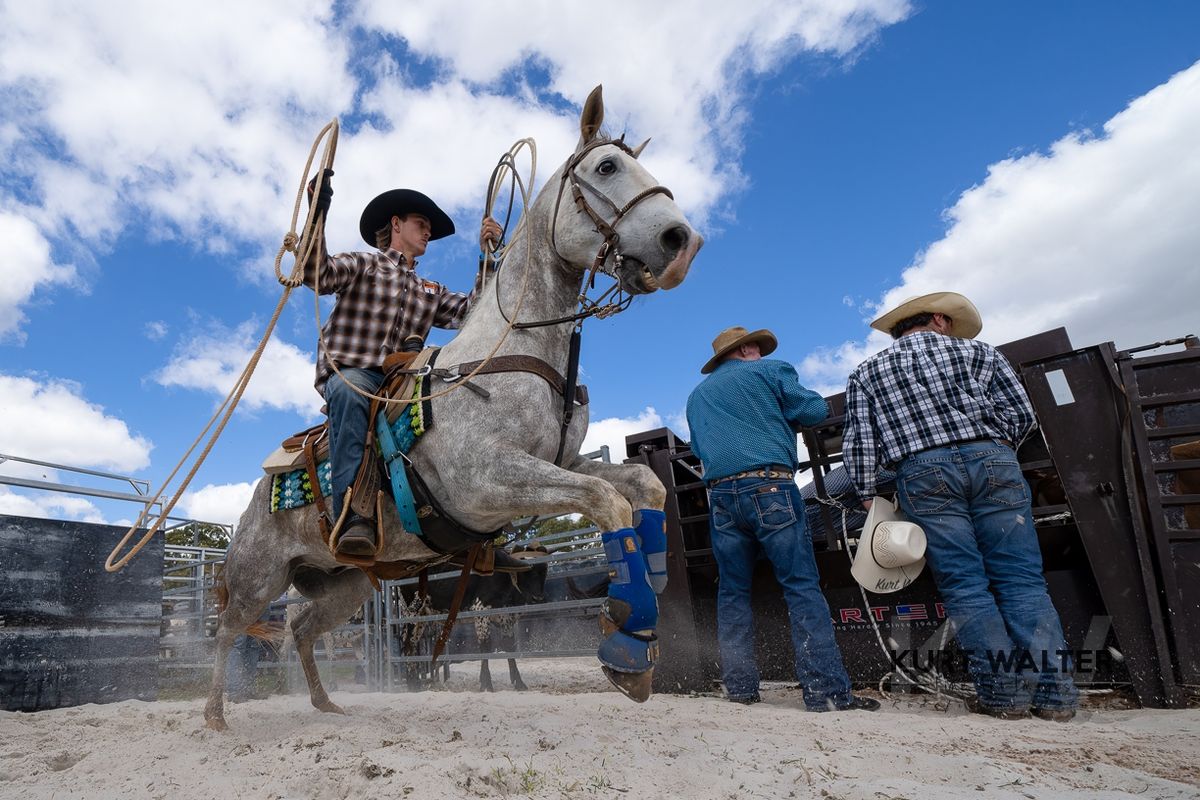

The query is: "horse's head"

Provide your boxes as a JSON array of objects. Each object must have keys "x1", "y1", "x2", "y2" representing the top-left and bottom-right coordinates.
[{"x1": 548, "y1": 85, "x2": 702, "y2": 295}]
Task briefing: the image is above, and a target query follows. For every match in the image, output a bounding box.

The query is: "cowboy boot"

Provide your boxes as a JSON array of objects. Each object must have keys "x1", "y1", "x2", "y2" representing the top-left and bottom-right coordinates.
[{"x1": 336, "y1": 514, "x2": 377, "y2": 557}]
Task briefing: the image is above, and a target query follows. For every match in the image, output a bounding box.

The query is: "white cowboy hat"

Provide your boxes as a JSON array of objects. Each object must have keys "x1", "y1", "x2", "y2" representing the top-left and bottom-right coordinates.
[
  {"x1": 701, "y1": 326, "x2": 778, "y2": 374},
  {"x1": 851, "y1": 497, "x2": 927, "y2": 594},
  {"x1": 870, "y1": 291, "x2": 983, "y2": 339}
]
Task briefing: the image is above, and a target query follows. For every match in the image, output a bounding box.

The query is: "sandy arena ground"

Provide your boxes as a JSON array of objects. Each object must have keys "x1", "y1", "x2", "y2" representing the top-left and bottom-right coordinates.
[{"x1": 1, "y1": 658, "x2": 1197, "y2": 800}]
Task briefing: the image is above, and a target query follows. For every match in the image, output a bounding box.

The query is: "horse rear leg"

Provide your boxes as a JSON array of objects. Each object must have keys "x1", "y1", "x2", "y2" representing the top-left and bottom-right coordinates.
[
  {"x1": 203, "y1": 584, "x2": 283, "y2": 731},
  {"x1": 290, "y1": 570, "x2": 374, "y2": 715},
  {"x1": 203, "y1": 627, "x2": 239, "y2": 731}
]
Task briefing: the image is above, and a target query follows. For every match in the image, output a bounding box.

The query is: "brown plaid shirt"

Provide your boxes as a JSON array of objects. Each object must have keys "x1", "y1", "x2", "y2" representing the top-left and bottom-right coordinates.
[{"x1": 303, "y1": 244, "x2": 488, "y2": 395}]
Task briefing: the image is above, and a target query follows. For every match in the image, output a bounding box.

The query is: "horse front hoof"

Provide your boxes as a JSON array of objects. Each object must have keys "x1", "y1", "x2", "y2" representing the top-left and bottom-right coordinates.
[
  {"x1": 205, "y1": 715, "x2": 229, "y2": 732},
  {"x1": 314, "y1": 699, "x2": 347, "y2": 715},
  {"x1": 602, "y1": 666, "x2": 653, "y2": 703}
]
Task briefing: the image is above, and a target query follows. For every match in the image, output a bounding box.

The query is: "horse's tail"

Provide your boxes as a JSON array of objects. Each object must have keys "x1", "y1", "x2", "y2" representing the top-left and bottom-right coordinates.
[
  {"x1": 214, "y1": 566, "x2": 229, "y2": 614},
  {"x1": 212, "y1": 565, "x2": 285, "y2": 648},
  {"x1": 245, "y1": 621, "x2": 286, "y2": 649}
]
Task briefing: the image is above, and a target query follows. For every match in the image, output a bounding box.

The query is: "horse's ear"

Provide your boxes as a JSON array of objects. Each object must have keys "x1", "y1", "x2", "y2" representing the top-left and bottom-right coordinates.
[
  {"x1": 578, "y1": 84, "x2": 604, "y2": 148},
  {"x1": 631, "y1": 137, "x2": 651, "y2": 158}
]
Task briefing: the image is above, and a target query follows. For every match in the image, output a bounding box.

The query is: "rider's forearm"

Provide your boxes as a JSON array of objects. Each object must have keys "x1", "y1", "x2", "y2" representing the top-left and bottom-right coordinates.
[{"x1": 302, "y1": 241, "x2": 362, "y2": 296}]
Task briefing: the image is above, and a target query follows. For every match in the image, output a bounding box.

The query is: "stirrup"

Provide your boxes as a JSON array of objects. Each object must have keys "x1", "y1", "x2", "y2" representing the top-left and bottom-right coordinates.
[{"x1": 327, "y1": 492, "x2": 385, "y2": 568}]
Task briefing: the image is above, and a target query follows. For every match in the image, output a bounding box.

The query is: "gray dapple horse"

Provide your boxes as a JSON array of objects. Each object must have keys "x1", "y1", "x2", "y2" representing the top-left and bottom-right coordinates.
[{"x1": 205, "y1": 86, "x2": 701, "y2": 730}]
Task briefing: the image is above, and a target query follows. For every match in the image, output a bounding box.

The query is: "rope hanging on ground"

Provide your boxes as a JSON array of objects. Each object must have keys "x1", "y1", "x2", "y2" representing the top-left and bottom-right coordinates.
[{"x1": 104, "y1": 120, "x2": 340, "y2": 572}]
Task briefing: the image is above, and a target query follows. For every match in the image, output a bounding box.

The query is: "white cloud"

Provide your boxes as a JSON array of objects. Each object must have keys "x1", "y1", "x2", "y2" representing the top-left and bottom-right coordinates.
[
  {"x1": 582, "y1": 406, "x2": 664, "y2": 463},
  {"x1": 0, "y1": 1, "x2": 353, "y2": 239},
  {"x1": 154, "y1": 319, "x2": 322, "y2": 418},
  {"x1": 0, "y1": 1, "x2": 354, "y2": 330},
  {"x1": 0, "y1": 374, "x2": 152, "y2": 472},
  {"x1": 798, "y1": 335, "x2": 889, "y2": 397},
  {"x1": 665, "y1": 410, "x2": 690, "y2": 441},
  {"x1": 0, "y1": 485, "x2": 107, "y2": 524},
  {"x1": 0, "y1": 212, "x2": 76, "y2": 342},
  {"x1": 354, "y1": 0, "x2": 912, "y2": 225},
  {"x1": 0, "y1": 1, "x2": 912, "y2": 335},
  {"x1": 800, "y1": 60, "x2": 1200, "y2": 393},
  {"x1": 177, "y1": 480, "x2": 259, "y2": 527},
  {"x1": 144, "y1": 320, "x2": 169, "y2": 341}
]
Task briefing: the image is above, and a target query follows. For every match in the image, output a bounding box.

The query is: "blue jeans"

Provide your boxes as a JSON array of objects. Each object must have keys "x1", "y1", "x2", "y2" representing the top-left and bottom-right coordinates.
[
  {"x1": 323, "y1": 367, "x2": 384, "y2": 520},
  {"x1": 226, "y1": 634, "x2": 262, "y2": 700},
  {"x1": 897, "y1": 440, "x2": 1079, "y2": 711},
  {"x1": 708, "y1": 477, "x2": 853, "y2": 709}
]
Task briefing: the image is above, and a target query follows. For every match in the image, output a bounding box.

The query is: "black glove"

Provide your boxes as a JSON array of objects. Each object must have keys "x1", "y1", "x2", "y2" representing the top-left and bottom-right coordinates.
[{"x1": 307, "y1": 168, "x2": 334, "y2": 218}]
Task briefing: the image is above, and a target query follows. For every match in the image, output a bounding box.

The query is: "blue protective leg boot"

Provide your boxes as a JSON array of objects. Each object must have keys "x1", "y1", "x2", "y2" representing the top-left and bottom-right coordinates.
[
  {"x1": 633, "y1": 508, "x2": 668, "y2": 594},
  {"x1": 597, "y1": 528, "x2": 659, "y2": 703}
]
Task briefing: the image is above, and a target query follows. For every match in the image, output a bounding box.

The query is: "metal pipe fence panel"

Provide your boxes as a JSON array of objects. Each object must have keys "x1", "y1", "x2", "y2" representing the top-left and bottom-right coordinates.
[{"x1": 157, "y1": 514, "x2": 609, "y2": 692}]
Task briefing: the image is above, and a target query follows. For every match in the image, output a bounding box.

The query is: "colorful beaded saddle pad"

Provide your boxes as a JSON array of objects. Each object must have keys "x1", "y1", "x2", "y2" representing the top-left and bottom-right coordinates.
[{"x1": 268, "y1": 371, "x2": 433, "y2": 513}]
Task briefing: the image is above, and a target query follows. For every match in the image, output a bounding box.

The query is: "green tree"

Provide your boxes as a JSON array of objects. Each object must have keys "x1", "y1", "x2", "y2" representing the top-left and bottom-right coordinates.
[
  {"x1": 165, "y1": 521, "x2": 231, "y2": 549},
  {"x1": 527, "y1": 514, "x2": 596, "y2": 552}
]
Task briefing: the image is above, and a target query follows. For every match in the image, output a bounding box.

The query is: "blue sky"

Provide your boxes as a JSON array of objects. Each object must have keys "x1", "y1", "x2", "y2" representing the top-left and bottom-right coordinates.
[{"x1": 2, "y1": 1, "x2": 1198, "y2": 527}]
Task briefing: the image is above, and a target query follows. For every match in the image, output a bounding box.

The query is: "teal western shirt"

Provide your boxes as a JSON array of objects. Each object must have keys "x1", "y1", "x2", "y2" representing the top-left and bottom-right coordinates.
[{"x1": 685, "y1": 358, "x2": 829, "y2": 482}]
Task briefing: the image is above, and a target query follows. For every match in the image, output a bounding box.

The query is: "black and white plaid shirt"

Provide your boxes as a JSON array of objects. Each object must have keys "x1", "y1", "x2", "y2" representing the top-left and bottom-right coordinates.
[
  {"x1": 843, "y1": 331, "x2": 1036, "y2": 497},
  {"x1": 303, "y1": 245, "x2": 488, "y2": 395}
]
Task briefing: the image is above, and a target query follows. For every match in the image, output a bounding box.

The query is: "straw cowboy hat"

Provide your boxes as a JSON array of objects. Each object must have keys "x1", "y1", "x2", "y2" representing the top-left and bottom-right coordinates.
[
  {"x1": 701, "y1": 326, "x2": 778, "y2": 374},
  {"x1": 870, "y1": 291, "x2": 983, "y2": 339},
  {"x1": 850, "y1": 497, "x2": 927, "y2": 594},
  {"x1": 359, "y1": 188, "x2": 455, "y2": 247}
]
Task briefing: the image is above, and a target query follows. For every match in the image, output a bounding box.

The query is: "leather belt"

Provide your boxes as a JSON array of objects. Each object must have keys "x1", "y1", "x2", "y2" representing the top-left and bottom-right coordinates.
[
  {"x1": 955, "y1": 436, "x2": 1014, "y2": 449},
  {"x1": 709, "y1": 466, "x2": 794, "y2": 487}
]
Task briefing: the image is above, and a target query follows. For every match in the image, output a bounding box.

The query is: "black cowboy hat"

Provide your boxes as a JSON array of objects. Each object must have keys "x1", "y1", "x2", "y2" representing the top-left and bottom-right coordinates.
[{"x1": 358, "y1": 189, "x2": 455, "y2": 247}]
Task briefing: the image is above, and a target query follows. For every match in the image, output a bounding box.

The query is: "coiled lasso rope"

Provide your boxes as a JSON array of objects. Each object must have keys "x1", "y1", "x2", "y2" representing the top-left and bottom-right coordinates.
[{"x1": 104, "y1": 120, "x2": 339, "y2": 571}]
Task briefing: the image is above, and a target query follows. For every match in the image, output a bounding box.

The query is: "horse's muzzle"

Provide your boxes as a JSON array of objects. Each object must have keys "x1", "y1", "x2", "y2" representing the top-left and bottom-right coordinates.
[
  {"x1": 616, "y1": 230, "x2": 703, "y2": 295},
  {"x1": 654, "y1": 230, "x2": 702, "y2": 290}
]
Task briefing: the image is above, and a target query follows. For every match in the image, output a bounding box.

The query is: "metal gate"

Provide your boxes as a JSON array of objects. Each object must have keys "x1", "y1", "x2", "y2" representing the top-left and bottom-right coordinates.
[
  {"x1": 371, "y1": 518, "x2": 608, "y2": 689},
  {"x1": 159, "y1": 545, "x2": 370, "y2": 690},
  {"x1": 156, "y1": 514, "x2": 610, "y2": 692}
]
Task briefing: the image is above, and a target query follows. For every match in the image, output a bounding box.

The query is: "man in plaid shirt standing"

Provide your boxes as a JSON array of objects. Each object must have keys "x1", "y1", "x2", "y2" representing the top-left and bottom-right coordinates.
[
  {"x1": 305, "y1": 172, "x2": 501, "y2": 557},
  {"x1": 842, "y1": 292, "x2": 1078, "y2": 721}
]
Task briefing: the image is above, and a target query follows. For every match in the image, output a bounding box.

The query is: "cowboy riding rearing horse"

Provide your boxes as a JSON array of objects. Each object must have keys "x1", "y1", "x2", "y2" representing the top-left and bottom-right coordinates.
[{"x1": 303, "y1": 178, "x2": 502, "y2": 559}]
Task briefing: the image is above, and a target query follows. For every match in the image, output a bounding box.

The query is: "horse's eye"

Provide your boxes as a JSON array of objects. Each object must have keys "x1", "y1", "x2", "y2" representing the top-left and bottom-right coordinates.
[{"x1": 597, "y1": 159, "x2": 617, "y2": 176}]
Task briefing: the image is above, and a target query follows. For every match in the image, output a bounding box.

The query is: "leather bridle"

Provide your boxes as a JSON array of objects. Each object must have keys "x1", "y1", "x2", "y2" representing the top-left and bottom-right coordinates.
[
  {"x1": 496, "y1": 136, "x2": 676, "y2": 331},
  {"x1": 481, "y1": 136, "x2": 678, "y2": 466},
  {"x1": 554, "y1": 137, "x2": 675, "y2": 288}
]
